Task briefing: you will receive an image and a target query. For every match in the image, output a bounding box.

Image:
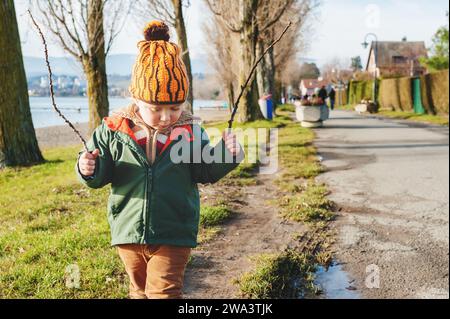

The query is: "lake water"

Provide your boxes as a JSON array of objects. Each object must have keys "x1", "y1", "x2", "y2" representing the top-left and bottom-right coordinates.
[{"x1": 30, "y1": 97, "x2": 227, "y2": 128}]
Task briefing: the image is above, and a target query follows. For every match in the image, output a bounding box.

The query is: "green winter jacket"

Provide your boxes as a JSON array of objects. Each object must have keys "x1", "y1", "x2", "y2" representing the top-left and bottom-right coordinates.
[{"x1": 76, "y1": 111, "x2": 243, "y2": 248}]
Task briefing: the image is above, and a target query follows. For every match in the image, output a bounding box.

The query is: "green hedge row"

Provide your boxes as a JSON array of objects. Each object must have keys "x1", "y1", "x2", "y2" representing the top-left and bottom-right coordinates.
[
  {"x1": 348, "y1": 70, "x2": 449, "y2": 114},
  {"x1": 348, "y1": 80, "x2": 378, "y2": 105},
  {"x1": 420, "y1": 70, "x2": 449, "y2": 115},
  {"x1": 379, "y1": 77, "x2": 413, "y2": 112}
]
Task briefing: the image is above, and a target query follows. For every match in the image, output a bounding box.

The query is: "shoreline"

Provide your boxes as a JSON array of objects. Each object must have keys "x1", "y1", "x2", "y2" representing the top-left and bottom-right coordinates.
[{"x1": 36, "y1": 109, "x2": 230, "y2": 149}]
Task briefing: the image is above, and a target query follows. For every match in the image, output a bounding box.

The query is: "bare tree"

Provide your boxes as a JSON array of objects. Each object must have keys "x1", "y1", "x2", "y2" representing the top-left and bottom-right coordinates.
[
  {"x1": 280, "y1": 59, "x2": 303, "y2": 96},
  {"x1": 1, "y1": 0, "x2": 44, "y2": 168},
  {"x1": 205, "y1": 0, "x2": 314, "y2": 122},
  {"x1": 259, "y1": 0, "x2": 318, "y2": 101},
  {"x1": 204, "y1": 17, "x2": 239, "y2": 112},
  {"x1": 321, "y1": 57, "x2": 349, "y2": 82},
  {"x1": 205, "y1": 0, "x2": 265, "y2": 122},
  {"x1": 32, "y1": 0, "x2": 131, "y2": 134},
  {"x1": 136, "y1": 0, "x2": 194, "y2": 112}
]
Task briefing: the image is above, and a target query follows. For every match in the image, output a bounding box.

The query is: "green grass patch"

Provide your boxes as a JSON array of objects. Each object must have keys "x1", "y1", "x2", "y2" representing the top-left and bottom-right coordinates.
[
  {"x1": 377, "y1": 110, "x2": 449, "y2": 126},
  {"x1": 275, "y1": 115, "x2": 322, "y2": 187},
  {"x1": 337, "y1": 104, "x2": 449, "y2": 126},
  {"x1": 236, "y1": 250, "x2": 318, "y2": 299},
  {"x1": 336, "y1": 104, "x2": 355, "y2": 111},
  {"x1": 280, "y1": 183, "x2": 334, "y2": 224},
  {"x1": 200, "y1": 205, "x2": 233, "y2": 228},
  {"x1": 0, "y1": 147, "x2": 128, "y2": 299},
  {"x1": 276, "y1": 104, "x2": 296, "y2": 113}
]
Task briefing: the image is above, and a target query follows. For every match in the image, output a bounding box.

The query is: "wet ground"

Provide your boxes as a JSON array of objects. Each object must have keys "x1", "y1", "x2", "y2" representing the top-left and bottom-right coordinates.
[{"x1": 314, "y1": 261, "x2": 360, "y2": 299}]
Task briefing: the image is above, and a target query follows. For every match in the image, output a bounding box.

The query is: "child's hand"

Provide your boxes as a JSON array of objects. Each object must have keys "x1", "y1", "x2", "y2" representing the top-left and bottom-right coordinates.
[
  {"x1": 223, "y1": 131, "x2": 241, "y2": 156},
  {"x1": 78, "y1": 149, "x2": 100, "y2": 177}
]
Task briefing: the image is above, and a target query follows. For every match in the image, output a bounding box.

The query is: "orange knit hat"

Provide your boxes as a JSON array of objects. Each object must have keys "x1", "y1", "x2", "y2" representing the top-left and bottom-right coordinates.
[{"x1": 129, "y1": 21, "x2": 189, "y2": 105}]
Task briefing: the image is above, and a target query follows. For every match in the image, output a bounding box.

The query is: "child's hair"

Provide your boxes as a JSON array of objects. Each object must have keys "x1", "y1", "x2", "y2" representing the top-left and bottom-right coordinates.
[{"x1": 129, "y1": 21, "x2": 189, "y2": 105}]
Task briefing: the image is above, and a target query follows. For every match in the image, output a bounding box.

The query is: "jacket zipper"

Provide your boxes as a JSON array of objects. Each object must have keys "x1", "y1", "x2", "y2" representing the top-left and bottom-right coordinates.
[
  {"x1": 113, "y1": 132, "x2": 151, "y2": 242},
  {"x1": 114, "y1": 130, "x2": 173, "y2": 243},
  {"x1": 143, "y1": 130, "x2": 158, "y2": 243}
]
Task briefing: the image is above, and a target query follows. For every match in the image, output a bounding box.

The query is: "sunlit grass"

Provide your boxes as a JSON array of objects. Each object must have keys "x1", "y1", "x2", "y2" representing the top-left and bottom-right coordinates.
[
  {"x1": 378, "y1": 110, "x2": 449, "y2": 126},
  {"x1": 236, "y1": 250, "x2": 318, "y2": 299}
]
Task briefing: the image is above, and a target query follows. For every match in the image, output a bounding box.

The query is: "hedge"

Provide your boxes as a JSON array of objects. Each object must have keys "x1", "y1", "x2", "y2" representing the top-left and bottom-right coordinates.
[
  {"x1": 420, "y1": 70, "x2": 449, "y2": 115},
  {"x1": 350, "y1": 70, "x2": 449, "y2": 114},
  {"x1": 348, "y1": 80, "x2": 377, "y2": 105},
  {"x1": 379, "y1": 78, "x2": 401, "y2": 111},
  {"x1": 378, "y1": 77, "x2": 413, "y2": 111},
  {"x1": 335, "y1": 89, "x2": 348, "y2": 106}
]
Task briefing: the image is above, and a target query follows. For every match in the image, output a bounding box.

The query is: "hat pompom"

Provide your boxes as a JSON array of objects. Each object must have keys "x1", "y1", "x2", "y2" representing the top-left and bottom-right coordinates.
[{"x1": 144, "y1": 21, "x2": 170, "y2": 41}]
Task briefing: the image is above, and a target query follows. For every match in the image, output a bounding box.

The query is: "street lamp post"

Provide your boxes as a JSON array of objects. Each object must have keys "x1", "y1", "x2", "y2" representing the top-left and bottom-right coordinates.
[
  {"x1": 362, "y1": 33, "x2": 378, "y2": 105},
  {"x1": 332, "y1": 68, "x2": 343, "y2": 107}
]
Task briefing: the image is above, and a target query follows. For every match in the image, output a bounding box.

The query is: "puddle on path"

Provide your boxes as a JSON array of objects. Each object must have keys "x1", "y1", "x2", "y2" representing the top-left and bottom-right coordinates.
[{"x1": 314, "y1": 261, "x2": 361, "y2": 299}]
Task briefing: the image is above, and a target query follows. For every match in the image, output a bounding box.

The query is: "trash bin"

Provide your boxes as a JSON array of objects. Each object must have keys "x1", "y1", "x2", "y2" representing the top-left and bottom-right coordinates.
[
  {"x1": 412, "y1": 78, "x2": 426, "y2": 115},
  {"x1": 266, "y1": 98, "x2": 273, "y2": 120},
  {"x1": 258, "y1": 94, "x2": 273, "y2": 120}
]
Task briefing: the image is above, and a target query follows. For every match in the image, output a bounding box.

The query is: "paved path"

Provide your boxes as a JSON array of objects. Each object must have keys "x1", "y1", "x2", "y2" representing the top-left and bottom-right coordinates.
[{"x1": 315, "y1": 110, "x2": 449, "y2": 299}]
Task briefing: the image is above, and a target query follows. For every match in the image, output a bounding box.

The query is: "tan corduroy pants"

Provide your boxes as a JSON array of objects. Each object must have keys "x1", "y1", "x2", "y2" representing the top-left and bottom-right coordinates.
[{"x1": 116, "y1": 244, "x2": 191, "y2": 299}]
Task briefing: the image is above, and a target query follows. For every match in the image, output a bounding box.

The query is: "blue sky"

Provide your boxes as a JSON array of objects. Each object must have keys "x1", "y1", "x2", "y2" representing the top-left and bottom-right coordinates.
[{"x1": 16, "y1": 0, "x2": 449, "y2": 68}]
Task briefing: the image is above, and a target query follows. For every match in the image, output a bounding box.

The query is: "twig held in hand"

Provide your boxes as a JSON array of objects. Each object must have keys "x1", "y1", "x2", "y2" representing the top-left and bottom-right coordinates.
[
  {"x1": 228, "y1": 22, "x2": 292, "y2": 129},
  {"x1": 28, "y1": 10, "x2": 88, "y2": 152}
]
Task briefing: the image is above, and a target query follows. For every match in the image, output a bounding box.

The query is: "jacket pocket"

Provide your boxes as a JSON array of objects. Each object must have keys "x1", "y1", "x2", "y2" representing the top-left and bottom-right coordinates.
[{"x1": 108, "y1": 194, "x2": 122, "y2": 218}]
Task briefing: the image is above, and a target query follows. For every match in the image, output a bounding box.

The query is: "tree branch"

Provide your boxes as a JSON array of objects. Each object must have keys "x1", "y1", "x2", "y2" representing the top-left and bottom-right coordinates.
[
  {"x1": 228, "y1": 22, "x2": 292, "y2": 128},
  {"x1": 28, "y1": 10, "x2": 88, "y2": 151}
]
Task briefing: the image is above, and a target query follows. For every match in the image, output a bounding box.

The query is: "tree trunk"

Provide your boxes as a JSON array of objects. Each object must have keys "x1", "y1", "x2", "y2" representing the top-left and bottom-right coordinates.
[
  {"x1": 226, "y1": 81, "x2": 235, "y2": 113},
  {"x1": 267, "y1": 46, "x2": 276, "y2": 98},
  {"x1": 172, "y1": 0, "x2": 194, "y2": 112},
  {"x1": 238, "y1": 0, "x2": 264, "y2": 123},
  {"x1": 83, "y1": 59, "x2": 109, "y2": 134},
  {"x1": 256, "y1": 39, "x2": 268, "y2": 99},
  {"x1": 86, "y1": 0, "x2": 109, "y2": 134},
  {"x1": 0, "y1": 0, "x2": 44, "y2": 168},
  {"x1": 267, "y1": 45, "x2": 277, "y2": 110},
  {"x1": 273, "y1": 68, "x2": 283, "y2": 107}
]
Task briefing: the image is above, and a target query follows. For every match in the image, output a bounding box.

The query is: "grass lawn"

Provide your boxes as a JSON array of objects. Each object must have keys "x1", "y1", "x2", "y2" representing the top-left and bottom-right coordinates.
[{"x1": 0, "y1": 147, "x2": 129, "y2": 298}]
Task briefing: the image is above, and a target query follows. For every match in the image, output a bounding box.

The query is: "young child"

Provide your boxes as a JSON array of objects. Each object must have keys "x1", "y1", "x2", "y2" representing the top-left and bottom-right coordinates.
[{"x1": 76, "y1": 21, "x2": 244, "y2": 299}]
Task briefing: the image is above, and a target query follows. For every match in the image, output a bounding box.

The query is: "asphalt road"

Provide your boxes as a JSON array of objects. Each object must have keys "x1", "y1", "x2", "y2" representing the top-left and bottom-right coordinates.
[{"x1": 315, "y1": 110, "x2": 449, "y2": 299}]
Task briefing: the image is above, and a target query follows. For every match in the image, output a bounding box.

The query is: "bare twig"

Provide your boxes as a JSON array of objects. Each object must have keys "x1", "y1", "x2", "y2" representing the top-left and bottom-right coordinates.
[
  {"x1": 28, "y1": 10, "x2": 88, "y2": 152},
  {"x1": 228, "y1": 22, "x2": 292, "y2": 129}
]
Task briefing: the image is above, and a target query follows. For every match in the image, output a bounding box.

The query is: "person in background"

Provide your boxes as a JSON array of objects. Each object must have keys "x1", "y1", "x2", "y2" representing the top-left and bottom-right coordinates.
[
  {"x1": 318, "y1": 86, "x2": 328, "y2": 104},
  {"x1": 329, "y1": 87, "x2": 336, "y2": 110}
]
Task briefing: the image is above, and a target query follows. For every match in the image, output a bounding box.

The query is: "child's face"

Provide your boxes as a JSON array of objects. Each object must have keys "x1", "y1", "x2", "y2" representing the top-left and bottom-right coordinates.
[{"x1": 135, "y1": 99, "x2": 184, "y2": 130}]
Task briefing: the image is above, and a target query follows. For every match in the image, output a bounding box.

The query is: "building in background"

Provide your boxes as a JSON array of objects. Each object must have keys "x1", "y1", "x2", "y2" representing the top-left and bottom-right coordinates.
[
  {"x1": 300, "y1": 78, "x2": 331, "y2": 97},
  {"x1": 366, "y1": 41, "x2": 428, "y2": 78}
]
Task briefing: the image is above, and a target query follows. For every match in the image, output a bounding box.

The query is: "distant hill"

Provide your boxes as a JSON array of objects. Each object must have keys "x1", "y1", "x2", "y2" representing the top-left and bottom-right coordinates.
[
  {"x1": 24, "y1": 56, "x2": 82, "y2": 77},
  {"x1": 24, "y1": 54, "x2": 210, "y2": 78}
]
